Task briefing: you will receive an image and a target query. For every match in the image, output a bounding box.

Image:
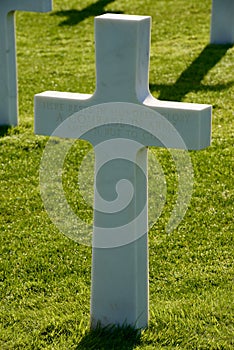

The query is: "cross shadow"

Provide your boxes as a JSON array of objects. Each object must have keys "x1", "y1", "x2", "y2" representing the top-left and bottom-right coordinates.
[
  {"x1": 0, "y1": 125, "x2": 12, "y2": 137},
  {"x1": 75, "y1": 324, "x2": 141, "y2": 350},
  {"x1": 52, "y1": 0, "x2": 120, "y2": 26},
  {"x1": 150, "y1": 44, "x2": 233, "y2": 102}
]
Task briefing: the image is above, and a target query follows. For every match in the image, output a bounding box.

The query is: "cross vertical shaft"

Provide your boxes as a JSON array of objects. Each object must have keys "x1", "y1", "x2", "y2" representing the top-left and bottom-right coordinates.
[
  {"x1": 0, "y1": 0, "x2": 52, "y2": 126},
  {"x1": 91, "y1": 140, "x2": 148, "y2": 328},
  {"x1": 94, "y1": 14, "x2": 151, "y2": 103},
  {"x1": 210, "y1": 0, "x2": 234, "y2": 44},
  {"x1": 89, "y1": 15, "x2": 152, "y2": 328}
]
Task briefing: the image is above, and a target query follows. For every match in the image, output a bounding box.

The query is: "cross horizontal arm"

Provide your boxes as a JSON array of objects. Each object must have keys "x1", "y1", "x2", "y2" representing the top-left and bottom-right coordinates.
[
  {"x1": 35, "y1": 14, "x2": 211, "y2": 150},
  {"x1": 35, "y1": 91, "x2": 211, "y2": 150},
  {"x1": 2, "y1": 0, "x2": 52, "y2": 14}
]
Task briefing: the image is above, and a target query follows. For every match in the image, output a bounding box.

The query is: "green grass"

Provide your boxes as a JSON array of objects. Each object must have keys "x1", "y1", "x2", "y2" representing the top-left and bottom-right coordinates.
[{"x1": 0, "y1": 0, "x2": 233, "y2": 348}]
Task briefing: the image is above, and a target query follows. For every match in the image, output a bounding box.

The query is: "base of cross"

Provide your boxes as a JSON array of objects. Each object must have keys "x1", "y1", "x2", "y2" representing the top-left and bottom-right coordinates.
[{"x1": 91, "y1": 229, "x2": 149, "y2": 329}]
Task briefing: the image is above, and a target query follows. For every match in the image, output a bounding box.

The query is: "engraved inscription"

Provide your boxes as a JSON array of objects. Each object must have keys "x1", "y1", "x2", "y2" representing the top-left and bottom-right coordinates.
[{"x1": 38, "y1": 100, "x2": 84, "y2": 115}]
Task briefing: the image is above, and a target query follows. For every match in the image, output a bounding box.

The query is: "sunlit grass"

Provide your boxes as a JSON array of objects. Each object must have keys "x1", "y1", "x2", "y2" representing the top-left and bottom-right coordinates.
[{"x1": 0, "y1": 0, "x2": 233, "y2": 348}]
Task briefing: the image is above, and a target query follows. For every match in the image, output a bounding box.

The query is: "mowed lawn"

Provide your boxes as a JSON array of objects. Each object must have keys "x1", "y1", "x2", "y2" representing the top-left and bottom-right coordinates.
[{"x1": 0, "y1": 0, "x2": 233, "y2": 349}]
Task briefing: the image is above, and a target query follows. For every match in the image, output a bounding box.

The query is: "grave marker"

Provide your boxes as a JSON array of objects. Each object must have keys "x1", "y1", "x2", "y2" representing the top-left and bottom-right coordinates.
[
  {"x1": 210, "y1": 0, "x2": 234, "y2": 44},
  {"x1": 35, "y1": 14, "x2": 212, "y2": 329},
  {"x1": 0, "y1": 0, "x2": 52, "y2": 126}
]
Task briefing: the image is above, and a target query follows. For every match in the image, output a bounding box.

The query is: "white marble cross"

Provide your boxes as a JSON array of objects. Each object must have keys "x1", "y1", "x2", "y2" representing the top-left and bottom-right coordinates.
[
  {"x1": 0, "y1": 0, "x2": 52, "y2": 126},
  {"x1": 35, "y1": 14, "x2": 212, "y2": 329},
  {"x1": 210, "y1": 0, "x2": 234, "y2": 44}
]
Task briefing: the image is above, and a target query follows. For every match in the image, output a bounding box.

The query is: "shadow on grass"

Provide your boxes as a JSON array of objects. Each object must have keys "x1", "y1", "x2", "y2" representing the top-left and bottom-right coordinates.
[
  {"x1": 0, "y1": 125, "x2": 12, "y2": 137},
  {"x1": 150, "y1": 44, "x2": 234, "y2": 101},
  {"x1": 52, "y1": 0, "x2": 121, "y2": 26},
  {"x1": 76, "y1": 324, "x2": 141, "y2": 350}
]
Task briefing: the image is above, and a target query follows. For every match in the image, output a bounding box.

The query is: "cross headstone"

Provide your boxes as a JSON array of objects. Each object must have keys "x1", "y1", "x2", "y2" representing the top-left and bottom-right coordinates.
[
  {"x1": 210, "y1": 0, "x2": 234, "y2": 44},
  {"x1": 0, "y1": 0, "x2": 52, "y2": 126},
  {"x1": 35, "y1": 14, "x2": 212, "y2": 329}
]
